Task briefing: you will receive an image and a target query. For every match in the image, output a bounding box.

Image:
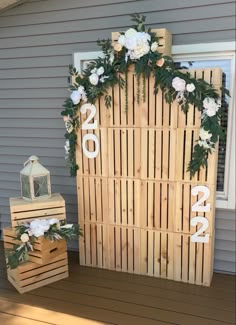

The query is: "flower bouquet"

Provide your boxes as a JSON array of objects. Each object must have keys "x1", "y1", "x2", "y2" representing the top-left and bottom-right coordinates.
[{"x1": 5, "y1": 218, "x2": 82, "y2": 269}]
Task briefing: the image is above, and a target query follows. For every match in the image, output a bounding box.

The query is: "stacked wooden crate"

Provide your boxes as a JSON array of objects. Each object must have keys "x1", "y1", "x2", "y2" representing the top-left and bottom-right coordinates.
[{"x1": 3, "y1": 193, "x2": 69, "y2": 294}]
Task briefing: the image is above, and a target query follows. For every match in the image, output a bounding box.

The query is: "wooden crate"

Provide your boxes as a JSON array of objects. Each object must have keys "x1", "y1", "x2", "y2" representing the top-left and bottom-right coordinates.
[
  {"x1": 76, "y1": 67, "x2": 222, "y2": 286},
  {"x1": 3, "y1": 228, "x2": 67, "y2": 265},
  {"x1": 6, "y1": 252, "x2": 68, "y2": 294},
  {"x1": 10, "y1": 193, "x2": 66, "y2": 227},
  {"x1": 111, "y1": 28, "x2": 172, "y2": 56}
]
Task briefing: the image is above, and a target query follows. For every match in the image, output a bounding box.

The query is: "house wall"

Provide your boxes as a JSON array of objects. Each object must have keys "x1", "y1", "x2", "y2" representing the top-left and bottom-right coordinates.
[{"x1": 0, "y1": 0, "x2": 235, "y2": 273}]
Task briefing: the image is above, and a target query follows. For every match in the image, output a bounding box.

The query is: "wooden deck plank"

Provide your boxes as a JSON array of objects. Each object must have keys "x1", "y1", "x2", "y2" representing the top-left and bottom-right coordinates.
[{"x1": 0, "y1": 245, "x2": 235, "y2": 325}]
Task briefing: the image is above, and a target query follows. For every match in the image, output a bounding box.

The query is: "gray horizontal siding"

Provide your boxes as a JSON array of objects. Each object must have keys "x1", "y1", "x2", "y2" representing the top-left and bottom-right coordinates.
[{"x1": 0, "y1": 0, "x2": 235, "y2": 265}]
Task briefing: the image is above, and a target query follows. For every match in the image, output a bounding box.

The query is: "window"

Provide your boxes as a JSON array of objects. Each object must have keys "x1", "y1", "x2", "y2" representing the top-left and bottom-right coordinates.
[{"x1": 173, "y1": 42, "x2": 235, "y2": 210}]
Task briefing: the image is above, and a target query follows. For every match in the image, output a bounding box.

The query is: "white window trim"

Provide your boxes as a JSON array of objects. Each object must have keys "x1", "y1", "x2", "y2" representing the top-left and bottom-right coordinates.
[
  {"x1": 73, "y1": 41, "x2": 236, "y2": 210},
  {"x1": 172, "y1": 42, "x2": 235, "y2": 210}
]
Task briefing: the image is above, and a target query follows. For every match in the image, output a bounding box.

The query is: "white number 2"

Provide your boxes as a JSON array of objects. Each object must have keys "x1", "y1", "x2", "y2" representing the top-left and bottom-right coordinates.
[
  {"x1": 191, "y1": 217, "x2": 209, "y2": 243},
  {"x1": 191, "y1": 186, "x2": 210, "y2": 243},
  {"x1": 80, "y1": 103, "x2": 97, "y2": 130},
  {"x1": 80, "y1": 103, "x2": 99, "y2": 159},
  {"x1": 191, "y1": 186, "x2": 210, "y2": 212}
]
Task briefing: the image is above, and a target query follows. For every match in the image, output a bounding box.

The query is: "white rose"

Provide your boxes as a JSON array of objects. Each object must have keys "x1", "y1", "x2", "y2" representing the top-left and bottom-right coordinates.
[
  {"x1": 186, "y1": 83, "x2": 195, "y2": 92},
  {"x1": 172, "y1": 77, "x2": 186, "y2": 92},
  {"x1": 40, "y1": 219, "x2": 50, "y2": 231},
  {"x1": 199, "y1": 128, "x2": 212, "y2": 141},
  {"x1": 77, "y1": 85, "x2": 85, "y2": 93},
  {"x1": 89, "y1": 73, "x2": 99, "y2": 86},
  {"x1": 91, "y1": 68, "x2": 97, "y2": 74},
  {"x1": 118, "y1": 35, "x2": 125, "y2": 46},
  {"x1": 151, "y1": 41, "x2": 158, "y2": 52},
  {"x1": 97, "y1": 67, "x2": 104, "y2": 76},
  {"x1": 131, "y1": 42, "x2": 150, "y2": 60},
  {"x1": 139, "y1": 32, "x2": 151, "y2": 42},
  {"x1": 21, "y1": 233, "x2": 29, "y2": 243},
  {"x1": 125, "y1": 37, "x2": 138, "y2": 50},
  {"x1": 203, "y1": 97, "x2": 219, "y2": 117},
  {"x1": 125, "y1": 28, "x2": 137, "y2": 38},
  {"x1": 70, "y1": 90, "x2": 81, "y2": 105},
  {"x1": 31, "y1": 228, "x2": 45, "y2": 238}
]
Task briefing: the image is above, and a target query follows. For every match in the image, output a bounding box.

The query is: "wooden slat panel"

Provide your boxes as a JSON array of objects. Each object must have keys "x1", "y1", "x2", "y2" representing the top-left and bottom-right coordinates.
[{"x1": 76, "y1": 67, "x2": 221, "y2": 287}]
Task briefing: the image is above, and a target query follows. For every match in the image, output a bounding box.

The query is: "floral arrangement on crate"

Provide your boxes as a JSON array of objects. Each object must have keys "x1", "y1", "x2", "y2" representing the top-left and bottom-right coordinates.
[
  {"x1": 62, "y1": 14, "x2": 229, "y2": 178},
  {"x1": 5, "y1": 218, "x2": 82, "y2": 269}
]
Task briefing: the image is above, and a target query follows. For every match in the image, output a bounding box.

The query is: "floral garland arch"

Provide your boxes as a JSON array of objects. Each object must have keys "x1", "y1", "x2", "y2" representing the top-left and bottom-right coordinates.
[{"x1": 62, "y1": 14, "x2": 229, "y2": 177}]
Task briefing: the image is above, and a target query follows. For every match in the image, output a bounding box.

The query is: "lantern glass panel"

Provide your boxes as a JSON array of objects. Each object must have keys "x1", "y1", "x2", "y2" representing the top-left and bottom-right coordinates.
[
  {"x1": 21, "y1": 175, "x2": 31, "y2": 199},
  {"x1": 33, "y1": 176, "x2": 49, "y2": 197}
]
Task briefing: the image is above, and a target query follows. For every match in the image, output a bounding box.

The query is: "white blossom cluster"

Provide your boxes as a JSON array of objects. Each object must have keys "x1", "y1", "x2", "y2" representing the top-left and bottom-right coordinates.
[
  {"x1": 70, "y1": 85, "x2": 87, "y2": 105},
  {"x1": 172, "y1": 77, "x2": 196, "y2": 103},
  {"x1": 202, "y1": 97, "x2": 221, "y2": 117},
  {"x1": 198, "y1": 128, "x2": 213, "y2": 149},
  {"x1": 89, "y1": 66, "x2": 109, "y2": 86},
  {"x1": 20, "y1": 218, "x2": 73, "y2": 243},
  {"x1": 116, "y1": 28, "x2": 154, "y2": 61}
]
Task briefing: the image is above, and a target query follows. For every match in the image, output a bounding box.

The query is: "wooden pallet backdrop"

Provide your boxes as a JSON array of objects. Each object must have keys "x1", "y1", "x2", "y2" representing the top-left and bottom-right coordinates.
[{"x1": 76, "y1": 66, "x2": 222, "y2": 286}]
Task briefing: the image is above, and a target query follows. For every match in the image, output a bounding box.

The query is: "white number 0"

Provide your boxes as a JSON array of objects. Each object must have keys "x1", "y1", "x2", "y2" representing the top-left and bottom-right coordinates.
[
  {"x1": 80, "y1": 103, "x2": 99, "y2": 159},
  {"x1": 191, "y1": 186, "x2": 210, "y2": 243}
]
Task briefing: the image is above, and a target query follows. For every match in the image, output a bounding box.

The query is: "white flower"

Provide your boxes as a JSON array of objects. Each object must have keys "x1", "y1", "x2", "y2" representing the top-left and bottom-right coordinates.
[
  {"x1": 21, "y1": 233, "x2": 29, "y2": 243},
  {"x1": 70, "y1": 90, "x2": 81, "y2": 105},
  {"x1": 203, "y1": 97, "x2": 220, "y2": 117},
  {"x1": 64, "y1": 140, "x2": 70, "y2": 156},
  {"x1": 89, "y1": 73, "x2": 99, "y2": 86},
  {"x1": 151, "y1": 41, "x2": 158, "y2": 52},
  {"x1": 61, "y1": 224, "x2": 73, "y2": 229},
  {"x1": 65, "y1": 118, "x2": 73, "y2": 134},
  {"x1": 31, "y1": 228, "x2": 45, "y2": 238},
  {"x1": 49, "y1": 218, "x2": 60, "y2": 225},
  {"x1": 130, "y1": 42, "x2": 150, "y2": 59},
  {"x1": 199, "y1": 128, "x2": 212, "y2": 141},
  {"x1": 97, "y1": 67, "x2": 104, "y2": 76},
  {"x1": 125, "y1": 28, "x2": 137, "y2": 38},
  {"x1": 91, "y1": 68, "x2": 97, "y2": 74},
  {"x1": 172, "y1": 77, "x2": 186, "y2": 92},
  {"x1": 198, "y1": 140, "x2": 212, "y2": 149},
  {"x1": 125, "y1": 37, "x2": 138, "y2": 50},
  {"x1": 118, "y1": 34, "x2": 125, "y2": 46},
  {"x1": 186, "y1": 83, "x2": 195, "y2": 92},
  {"x1": 176, "y1": 91, "x2": 185, "y2": 103},
  {"x1": 77, "y1": 85, "x2": 85, "y2": 93}
]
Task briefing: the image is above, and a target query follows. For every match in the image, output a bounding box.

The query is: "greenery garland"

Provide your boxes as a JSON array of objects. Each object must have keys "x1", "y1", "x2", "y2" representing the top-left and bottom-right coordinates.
[
  {"x1": 62, "y1": 14, "x2": 229, "y2": 178},
  {"x1": 5, "y1": 218, "x2": 82, "y2": 269}
]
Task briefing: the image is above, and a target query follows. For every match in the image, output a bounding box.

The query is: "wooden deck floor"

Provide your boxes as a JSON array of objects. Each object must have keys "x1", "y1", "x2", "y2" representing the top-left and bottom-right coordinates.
[{"x1": 0, "y1": 246, "x2": 235, "y2": 325}]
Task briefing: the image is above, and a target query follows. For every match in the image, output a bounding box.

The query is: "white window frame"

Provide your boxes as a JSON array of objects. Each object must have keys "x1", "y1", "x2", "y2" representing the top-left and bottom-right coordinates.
[
  {"x1": 73, "y1": 42, "x2": 235, "y2": 210},
  {"x1": 172, "y1": 42, "x2": 235, "y2": 210}
]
